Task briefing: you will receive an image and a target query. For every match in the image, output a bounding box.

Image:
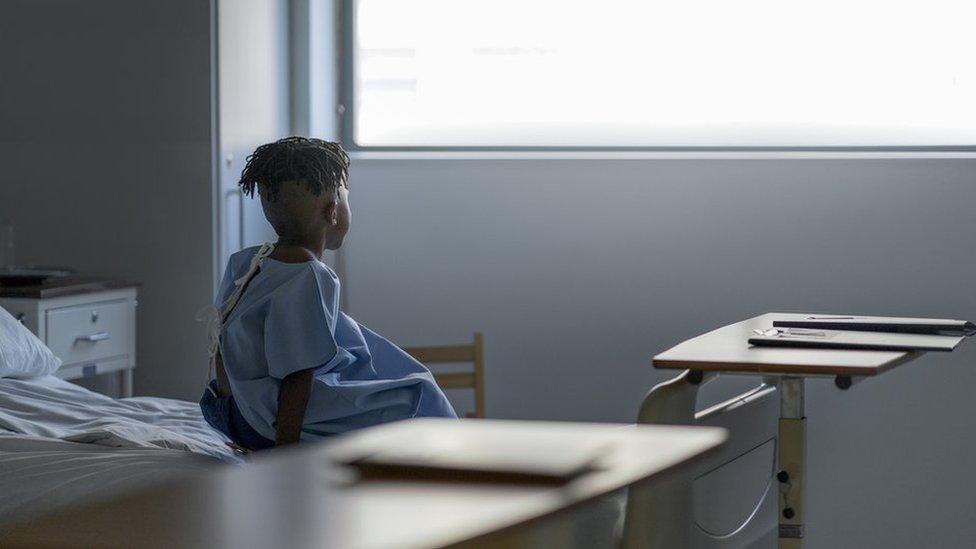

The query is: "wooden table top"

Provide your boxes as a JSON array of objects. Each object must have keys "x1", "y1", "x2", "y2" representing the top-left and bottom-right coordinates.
[
  {"x1": 654, "y1": 313, "x2": 922, "y2": 377},
  {"x1": 1, "y1": 419, "x2": 726, "y2": 549}
]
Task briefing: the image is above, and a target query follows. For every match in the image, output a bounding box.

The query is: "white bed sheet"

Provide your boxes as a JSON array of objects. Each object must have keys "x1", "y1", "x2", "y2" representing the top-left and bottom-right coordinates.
[
  {"x1": 0, "y1": 375, "x2": 244, "y2": 526},
  {"x1": 0, "y1": 375, "x2": 239, "y2": 463}
]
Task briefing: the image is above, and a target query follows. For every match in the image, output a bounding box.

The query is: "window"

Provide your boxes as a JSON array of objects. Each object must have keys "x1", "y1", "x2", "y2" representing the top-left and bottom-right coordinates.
[{"x1": 346, "y1": 0, "x2": 976, "y2": 149}]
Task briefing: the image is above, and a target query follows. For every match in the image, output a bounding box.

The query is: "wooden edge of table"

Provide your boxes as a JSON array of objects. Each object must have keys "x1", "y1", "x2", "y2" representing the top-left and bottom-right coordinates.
[{"x1": 652, "y1": 350, "x2": 924, "y2": 378}]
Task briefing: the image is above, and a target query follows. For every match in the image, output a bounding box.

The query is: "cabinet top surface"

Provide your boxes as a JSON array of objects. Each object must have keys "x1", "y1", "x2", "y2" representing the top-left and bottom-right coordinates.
[{"x1": 0, "y1": 277, "x2": 139, "y2": 299}]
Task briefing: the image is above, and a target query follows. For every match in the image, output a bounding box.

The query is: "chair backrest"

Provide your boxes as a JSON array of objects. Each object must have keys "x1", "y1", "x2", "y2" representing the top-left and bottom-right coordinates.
[{"x1": 404, "y1": 332, "x2": 485, "y2": 418}]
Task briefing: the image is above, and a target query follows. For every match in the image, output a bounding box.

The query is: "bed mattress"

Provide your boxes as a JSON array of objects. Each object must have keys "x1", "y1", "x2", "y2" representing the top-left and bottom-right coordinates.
[{"x1": 0, "y1": 375, "x2": 241, "y2": 527}]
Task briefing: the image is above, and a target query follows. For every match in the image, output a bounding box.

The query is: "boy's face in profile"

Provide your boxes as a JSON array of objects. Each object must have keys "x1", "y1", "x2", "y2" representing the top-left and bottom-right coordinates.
[
  {"x1": 259, "y1": 179, "x2": 351, "y2": 254},
  {"x1": 325, "y1": 184, "x2": 351, "y2": 250}
]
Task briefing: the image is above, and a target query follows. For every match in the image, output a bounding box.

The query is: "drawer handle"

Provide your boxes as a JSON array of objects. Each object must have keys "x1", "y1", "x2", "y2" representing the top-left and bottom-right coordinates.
[{"x1": 76, "y1": 332, "x2": 111, "y2": 343}]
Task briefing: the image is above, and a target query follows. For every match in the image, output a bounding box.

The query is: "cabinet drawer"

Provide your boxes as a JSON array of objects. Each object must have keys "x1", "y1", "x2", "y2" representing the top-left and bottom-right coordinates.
[
  {"x1": 56, "y1": 355, "x2": 130, "y2": 381},
  {"x1": 46, "y1": 299, "x2": 131, "y2": 366}
]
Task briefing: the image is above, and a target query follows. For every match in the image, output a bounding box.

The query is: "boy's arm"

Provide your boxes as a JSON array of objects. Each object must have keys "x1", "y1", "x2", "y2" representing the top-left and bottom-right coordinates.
[{"x1": 275, "y1": 368, "x2": 314, "y2": 446}]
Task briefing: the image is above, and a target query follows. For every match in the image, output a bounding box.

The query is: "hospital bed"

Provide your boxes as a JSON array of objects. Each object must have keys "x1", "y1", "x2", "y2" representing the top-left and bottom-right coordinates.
[
  {"x1": 0, "y1": 343, "x2": 770, "y2": 549},
  {"x1": 0, "y1": 375, "x2": 241, "y2": 528},
  {"x1": 0, "y1": 373, "x2": 683, "y2": 548},
  {"x1": 0, "y1": 373, "x2": 775, "y2": 549}
]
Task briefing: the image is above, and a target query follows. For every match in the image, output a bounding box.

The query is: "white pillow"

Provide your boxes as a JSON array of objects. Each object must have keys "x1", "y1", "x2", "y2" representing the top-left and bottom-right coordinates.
[{"x1": 0, "y1": 306, "x2": 61, "y2": 378}]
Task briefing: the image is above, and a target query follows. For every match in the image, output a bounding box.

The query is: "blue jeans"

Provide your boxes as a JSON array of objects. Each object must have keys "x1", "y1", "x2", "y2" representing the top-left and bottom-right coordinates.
[{"x1": 199, "y1": 380, "x2": 275, "y2": 451}]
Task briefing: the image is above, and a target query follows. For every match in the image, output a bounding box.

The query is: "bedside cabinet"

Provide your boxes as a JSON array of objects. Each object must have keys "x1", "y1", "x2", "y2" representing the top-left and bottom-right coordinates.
[{"x1": 0, "y1": 279, "x2": 138, "y2": 397}]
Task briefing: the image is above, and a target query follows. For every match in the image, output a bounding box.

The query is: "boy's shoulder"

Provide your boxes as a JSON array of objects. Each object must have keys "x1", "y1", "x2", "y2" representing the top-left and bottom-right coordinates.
[
  {"x1": 260, "y1": 260, "x2": 341, "y2": 318},
  {"x1": 228, "y1": 245, "x2": 262, "y2": 266},
  {"x1": 227, "y1": 245, "x2": 339, "y2": 290},
  {"x1": 262, "y1": 256, "x2": 340, "y2": 298},
  {"x1": 221, "y1": 247, "x2": 262, "y2": 281}
]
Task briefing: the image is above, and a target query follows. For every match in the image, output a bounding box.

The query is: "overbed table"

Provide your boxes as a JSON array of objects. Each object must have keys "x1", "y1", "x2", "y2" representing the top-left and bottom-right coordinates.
[
  {"x1": 653, "y1": 312, "x2": 937, "y2": 549},
  {"x1": 1, "y1": 418, "x2": 726, "y2": 549}
]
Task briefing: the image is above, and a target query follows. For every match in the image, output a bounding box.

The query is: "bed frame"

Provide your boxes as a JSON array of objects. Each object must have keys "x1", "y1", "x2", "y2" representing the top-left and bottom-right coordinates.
[{"x1": 624, "y1": 371, "x2": 779, "y2": 549}]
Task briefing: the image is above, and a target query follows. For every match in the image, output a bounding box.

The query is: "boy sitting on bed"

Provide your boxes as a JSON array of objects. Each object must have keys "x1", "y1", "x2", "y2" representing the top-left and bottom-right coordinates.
[{"x1": 200, "y1": 137, "x2": 456, "y2": 450}]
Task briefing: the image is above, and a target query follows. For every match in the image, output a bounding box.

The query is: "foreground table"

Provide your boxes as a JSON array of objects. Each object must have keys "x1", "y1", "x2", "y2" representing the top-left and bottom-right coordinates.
[
  {"x1": 2, "y1": 418, "x2": 726, "y2": 549},
  {"x1": 653, "y1": 312, "x2": 940, "y2": 549}
]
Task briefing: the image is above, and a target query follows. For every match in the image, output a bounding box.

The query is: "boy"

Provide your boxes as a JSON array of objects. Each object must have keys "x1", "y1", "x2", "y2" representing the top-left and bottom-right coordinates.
[{"x1": 200, "y1": 137, "x2": 457, "y2": 450}]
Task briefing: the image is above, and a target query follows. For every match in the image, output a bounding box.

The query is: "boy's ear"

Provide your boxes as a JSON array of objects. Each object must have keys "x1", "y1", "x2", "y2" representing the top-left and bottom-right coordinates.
[{"x1": 324, "y1": 200, "x2": 338, "y2": 226}]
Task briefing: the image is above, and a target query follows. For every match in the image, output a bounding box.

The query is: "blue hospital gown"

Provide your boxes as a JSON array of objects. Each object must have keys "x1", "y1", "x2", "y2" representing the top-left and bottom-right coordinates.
[{"x1": 215, "y1": 246, "x2": 457, "y2": 441}]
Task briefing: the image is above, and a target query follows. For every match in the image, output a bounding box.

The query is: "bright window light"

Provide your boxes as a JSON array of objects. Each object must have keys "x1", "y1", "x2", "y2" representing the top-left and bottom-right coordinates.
[{"x1": 350, "y1": 0, "x2": 976, "y2": 148}]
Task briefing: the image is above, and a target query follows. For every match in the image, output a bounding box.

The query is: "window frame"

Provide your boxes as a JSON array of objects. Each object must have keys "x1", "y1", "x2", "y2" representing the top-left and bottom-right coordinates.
[{"x1": 337, "y1": 0, "x2": 976, "y2": 154}]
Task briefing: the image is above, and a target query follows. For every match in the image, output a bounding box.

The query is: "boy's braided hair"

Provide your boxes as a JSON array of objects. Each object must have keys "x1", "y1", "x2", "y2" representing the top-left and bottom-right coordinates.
[{"x1": 239, "y1": 137, "x2": 349, "y2": 202}]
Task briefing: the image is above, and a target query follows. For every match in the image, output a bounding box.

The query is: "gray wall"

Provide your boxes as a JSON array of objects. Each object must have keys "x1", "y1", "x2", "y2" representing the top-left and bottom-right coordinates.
[
  {"x1": 217, "y1": 0, "x2": 290, "y2": 269},
  {"x1": 343, "y1": 156, "x2": 976, "y2": 548},
  {"x1": 0, "y1": 0, "x2": 297, "y2": 400},
  {"x1": 0, "y1": 0, "x2": 217, "y2": 399}
]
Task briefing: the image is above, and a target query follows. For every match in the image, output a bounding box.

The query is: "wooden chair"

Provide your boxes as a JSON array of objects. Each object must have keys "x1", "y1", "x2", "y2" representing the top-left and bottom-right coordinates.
[{"x1": 404, "y1": 332, "x2": 485, "y2": 418}]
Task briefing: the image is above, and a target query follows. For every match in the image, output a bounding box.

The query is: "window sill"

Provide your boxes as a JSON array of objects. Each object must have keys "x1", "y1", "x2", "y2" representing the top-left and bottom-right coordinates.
[{"x1": 348, "y1": 149, "x2": 976, "y2": 161}]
